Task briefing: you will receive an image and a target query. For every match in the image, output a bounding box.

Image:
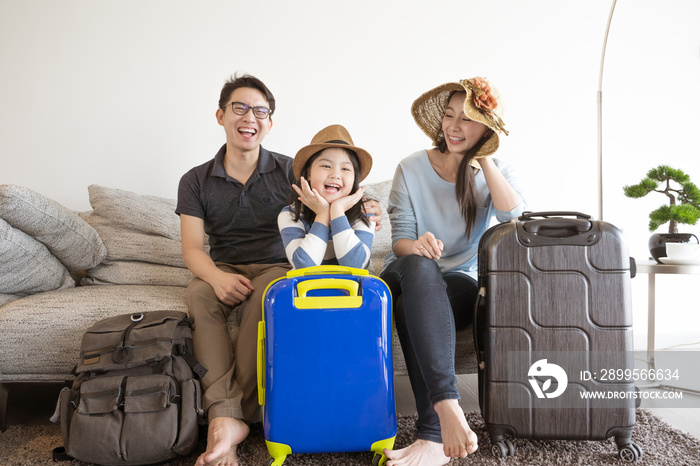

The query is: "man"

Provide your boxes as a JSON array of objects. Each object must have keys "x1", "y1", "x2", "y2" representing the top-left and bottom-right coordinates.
[{"x1": 176, "y1": 74, "x2": 382, "y2": 466}]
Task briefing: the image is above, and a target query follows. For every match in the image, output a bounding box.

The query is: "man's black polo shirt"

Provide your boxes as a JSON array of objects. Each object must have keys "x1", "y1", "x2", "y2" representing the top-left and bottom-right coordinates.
[{"x1": 176, "y1": 144, "x2": 295, "y2": 265}]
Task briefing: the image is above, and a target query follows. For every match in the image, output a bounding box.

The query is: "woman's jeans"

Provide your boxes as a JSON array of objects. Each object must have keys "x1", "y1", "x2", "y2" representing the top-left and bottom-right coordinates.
[{"x1": 380, "y1": 255, "x2": 478, "y2": 443}]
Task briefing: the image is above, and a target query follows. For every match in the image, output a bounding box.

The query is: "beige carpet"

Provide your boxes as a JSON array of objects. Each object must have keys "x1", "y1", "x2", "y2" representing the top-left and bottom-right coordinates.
[{"x1": 1, "y1": 409, "x2": 698, "y2": 465}]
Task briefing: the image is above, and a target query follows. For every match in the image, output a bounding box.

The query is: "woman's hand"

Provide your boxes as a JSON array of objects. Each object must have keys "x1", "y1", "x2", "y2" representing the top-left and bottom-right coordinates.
[
  {"x1": 330, "y1": 187, "x2": 365, "y2": 219},
  {"x1": 293, "y1": 177, "x2": 330, "y2": 215},
  {"x1": 413, "y1": 231, "x2": 444, "y2": 259}
]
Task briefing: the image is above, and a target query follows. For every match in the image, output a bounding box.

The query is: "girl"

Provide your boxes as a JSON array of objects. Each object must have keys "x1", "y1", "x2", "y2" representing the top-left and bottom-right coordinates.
[
  {"x1": 381, "y1": 77, "x2": 527, "y2": 466},
  {"x1": 278, "y1": 124, "x2": 375, "y2": 269}
]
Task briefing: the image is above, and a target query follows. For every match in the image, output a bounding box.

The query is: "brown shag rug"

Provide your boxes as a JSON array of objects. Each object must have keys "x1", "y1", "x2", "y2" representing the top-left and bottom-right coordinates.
[{"x1": 1, "y1": 409, "x2": 698, "y2": 465}]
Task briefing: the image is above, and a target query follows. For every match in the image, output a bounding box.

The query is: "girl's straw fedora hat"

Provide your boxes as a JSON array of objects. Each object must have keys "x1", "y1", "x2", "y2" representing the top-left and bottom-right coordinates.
[
  {"x1": 293, "y1": 124, "x2": 373, "y2": 181},
  {"x1": 411, "y1": 77, "x2": 508, "y2": 158}
]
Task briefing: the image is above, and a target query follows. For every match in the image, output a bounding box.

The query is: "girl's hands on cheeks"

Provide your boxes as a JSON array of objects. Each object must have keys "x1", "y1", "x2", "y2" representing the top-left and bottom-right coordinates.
[
  {"x1": 330, "y1": 187, "x2": 365, "y2": 218},
  {"x1": 293, "y1": 177, "x2": 330, "y2": 215},
  {"x1": 413, "y1": 231, "x2": 444, "y2": 259}
]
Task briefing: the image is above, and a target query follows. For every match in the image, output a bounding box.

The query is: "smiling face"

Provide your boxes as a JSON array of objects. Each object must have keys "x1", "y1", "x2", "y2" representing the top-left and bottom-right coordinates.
[
  {"x1": 216, "y1": 86, "x2": 273, "y2": 156},
  {"x1": 441, "y1": 92, "x2": 489, "y2": 154},
  {"x1": 305, "y1": 147, "x2": 357, "y2": 203}
]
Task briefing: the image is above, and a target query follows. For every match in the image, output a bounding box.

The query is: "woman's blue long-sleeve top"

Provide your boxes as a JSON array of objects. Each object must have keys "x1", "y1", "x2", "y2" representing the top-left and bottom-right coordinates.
[{"x1": 382, "y1": 150, "x2": 527, "y2": 278}]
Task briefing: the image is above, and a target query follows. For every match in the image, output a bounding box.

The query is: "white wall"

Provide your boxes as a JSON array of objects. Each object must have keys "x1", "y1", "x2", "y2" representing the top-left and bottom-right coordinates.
[{"x1": 1, "y1": 0, "x2": 699, "y2": 350}]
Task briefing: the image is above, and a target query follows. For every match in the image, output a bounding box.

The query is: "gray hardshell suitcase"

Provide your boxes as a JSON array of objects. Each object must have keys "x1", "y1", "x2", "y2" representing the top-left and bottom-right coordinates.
[{"x1": 475, "y1": 212, "x2": 643, "y2": 462}]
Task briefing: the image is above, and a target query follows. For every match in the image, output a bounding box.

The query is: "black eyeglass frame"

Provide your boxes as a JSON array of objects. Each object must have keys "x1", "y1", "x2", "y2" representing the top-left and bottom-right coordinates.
[{"x1": 223, "y1": 101, "x2": 272, "y2": 119}]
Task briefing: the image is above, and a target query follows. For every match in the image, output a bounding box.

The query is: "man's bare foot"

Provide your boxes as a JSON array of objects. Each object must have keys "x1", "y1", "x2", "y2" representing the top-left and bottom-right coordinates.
[
  {"x1": 194, "y1": 417, "x2": 250, "y2": 466},
  {"x1": 384, "y1": 439, "x2": 450, "y2": 466},
  {"x1": 433, "y1": 399, "x2": 478, "y2": 458}
]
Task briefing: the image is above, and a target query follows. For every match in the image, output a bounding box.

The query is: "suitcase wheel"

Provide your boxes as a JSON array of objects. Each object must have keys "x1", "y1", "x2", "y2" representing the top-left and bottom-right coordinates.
[
  {"x1": 490, "y1": 439, "x2": 515, "y2": 458},
  {"x1": 372, "y1": 452, "x2": 387, "y2": 466},
  {"x1": 618, "y1": 442, "x2": 643, "y2": 463},
  {"x1": 267, "y1": 458, "x2": 285, "y2": 466}
]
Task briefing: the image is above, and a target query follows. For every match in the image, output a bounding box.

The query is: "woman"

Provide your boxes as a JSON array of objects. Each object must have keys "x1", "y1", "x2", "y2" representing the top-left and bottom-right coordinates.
[{"x1": 380, "y1": 77, "x2": 526, "y2": 466}]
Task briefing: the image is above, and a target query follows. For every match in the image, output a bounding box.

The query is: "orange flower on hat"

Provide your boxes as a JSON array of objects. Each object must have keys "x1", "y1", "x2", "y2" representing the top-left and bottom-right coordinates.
[{"x1": 469, "y1": 77, "x2": 498, "y2": 113}]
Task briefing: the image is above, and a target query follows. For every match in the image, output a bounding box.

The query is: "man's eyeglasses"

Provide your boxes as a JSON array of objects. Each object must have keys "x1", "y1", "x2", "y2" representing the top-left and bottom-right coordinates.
[{"x1": 224, "y1": 102, "x2": 272, "y2": 120}]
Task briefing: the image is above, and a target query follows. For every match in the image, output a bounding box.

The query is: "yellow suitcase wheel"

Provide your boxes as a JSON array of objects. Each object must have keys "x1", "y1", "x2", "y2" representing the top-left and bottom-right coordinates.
[{"x1": 372, "y1": 452, "x2": 387, "y2": 466}]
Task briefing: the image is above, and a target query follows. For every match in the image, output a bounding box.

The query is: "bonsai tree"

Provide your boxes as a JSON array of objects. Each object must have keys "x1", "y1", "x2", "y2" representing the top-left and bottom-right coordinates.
[{"x1": 623, "y1": 165, "x2": 700, "y2": 233}]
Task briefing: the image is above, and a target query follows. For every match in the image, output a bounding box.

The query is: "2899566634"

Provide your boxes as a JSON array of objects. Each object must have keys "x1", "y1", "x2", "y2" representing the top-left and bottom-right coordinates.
[{"x1": 580, "y1": 368, "x2": 680, "y2": 382}]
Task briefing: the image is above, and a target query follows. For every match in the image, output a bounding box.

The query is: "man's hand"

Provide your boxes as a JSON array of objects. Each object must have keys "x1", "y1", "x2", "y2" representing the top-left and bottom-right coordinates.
[
  {"x1": 181, "y1": 214, "x2": 254, "y2": 306},
  {"x1": 362, "y1": 197, "x2": 383, "y2": 231},
  {"x1": 211, "y1": 271, "x2": 254, "y2": 306}
]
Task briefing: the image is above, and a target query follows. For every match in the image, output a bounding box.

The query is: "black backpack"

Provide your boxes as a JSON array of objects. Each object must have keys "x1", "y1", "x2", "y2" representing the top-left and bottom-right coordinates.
[{"x1": 51, "y1": 310, "x2": 207, "y2": 465}]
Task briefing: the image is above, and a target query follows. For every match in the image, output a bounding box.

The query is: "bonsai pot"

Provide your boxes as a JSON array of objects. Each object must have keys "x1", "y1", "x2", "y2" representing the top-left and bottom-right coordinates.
[{"x1": 648, "y1": 233, "x2": 699, "y2": 263}]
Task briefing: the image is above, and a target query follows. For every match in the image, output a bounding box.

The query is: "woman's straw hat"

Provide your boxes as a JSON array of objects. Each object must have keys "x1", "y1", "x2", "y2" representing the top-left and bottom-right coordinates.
[
  {"x1": 293, "y1": 124, "x2": 373, "y2": 181},
  {"x1": 411, "y1": 77, "x2": 508, "y2": 158}
]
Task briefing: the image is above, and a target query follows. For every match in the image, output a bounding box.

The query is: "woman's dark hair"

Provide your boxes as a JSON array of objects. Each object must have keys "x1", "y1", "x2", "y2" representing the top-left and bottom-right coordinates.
[
  {"x1": 289, "y1": 148, "x2": 370, "y2": 227},
  {"x1": 436, "y1": 91, "x2": 494, "y2": 238},
  {"x1": 218, "y1": 73, "x2": 276, "y2": 115},
  {"x1": 452, "y1": 132, "x2": 493, "y2": 238}
]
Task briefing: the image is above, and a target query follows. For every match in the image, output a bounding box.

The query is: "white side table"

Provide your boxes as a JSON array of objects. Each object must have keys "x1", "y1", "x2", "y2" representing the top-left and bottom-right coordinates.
[{"x1": 635, "y1": 259, "x2": 700, "y2": 394}]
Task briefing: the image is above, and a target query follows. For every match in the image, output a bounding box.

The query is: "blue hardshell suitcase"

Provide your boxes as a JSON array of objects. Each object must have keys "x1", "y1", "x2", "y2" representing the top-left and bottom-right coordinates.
[
  {"x1": 257, "y1": 265, "x2": 396, "y2": 466},
  {"x1": 475, "y1": 212, "x2": 643, "y2": 462}
]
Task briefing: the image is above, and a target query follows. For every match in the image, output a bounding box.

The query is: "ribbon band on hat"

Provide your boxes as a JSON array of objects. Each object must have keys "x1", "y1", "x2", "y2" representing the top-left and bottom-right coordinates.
[{"x1": 292, "y1": 124, "x2": 373, "y2": 181}]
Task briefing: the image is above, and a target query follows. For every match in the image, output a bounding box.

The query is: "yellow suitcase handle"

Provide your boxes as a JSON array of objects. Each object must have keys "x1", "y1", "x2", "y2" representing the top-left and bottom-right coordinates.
[
  {"x1": 296, "y1": 278, "x2": 359, "y2": 297},
  {"x1": 286, "y1": 265, "x2": 369, "y2": 278},
  {"x1": 257, "y1": 320, "x2": 265, "y2": 406},
  {"x1": 294, "y1": 278, "x2": 362, "y2": 309}
]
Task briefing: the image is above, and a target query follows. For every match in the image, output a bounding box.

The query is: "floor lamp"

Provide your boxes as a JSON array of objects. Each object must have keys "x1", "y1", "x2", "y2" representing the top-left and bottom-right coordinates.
[{"x1": 598, "y1": 0, "x2": 618, "y2": 221}]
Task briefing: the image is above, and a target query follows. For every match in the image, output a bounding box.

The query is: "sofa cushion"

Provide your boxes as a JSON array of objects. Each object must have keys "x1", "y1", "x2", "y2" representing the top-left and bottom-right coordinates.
[
  {"x1": 0, "y1": 293, "x2": 21, "y2": 307},
  {"x1": 82, "y1": 213, "x2": 192, "y2": 267},
  {"x1": 0, "y1": 285, "x2": 193, "y2": 380},
  {"x1": 82, "y1": 260, "x2": 194, "y2": 287},
  {"x1": 0, "y1": 218, "x2": 74, "y2": 295},
  {"x1": 84, "y1": 185, "x2": 212, "y2": 269},
  {"x1": 0, "y1": 185, "x2": 107, "y2": 271},
  {"x1": 88, "y1": 185, "x2": 180, "y2": 239}
]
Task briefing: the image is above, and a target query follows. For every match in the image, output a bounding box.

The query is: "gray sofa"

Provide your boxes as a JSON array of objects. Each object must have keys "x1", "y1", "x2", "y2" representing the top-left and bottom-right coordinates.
[{"x1": 0, "y1": 183, "x2": 476, "y2": 430}]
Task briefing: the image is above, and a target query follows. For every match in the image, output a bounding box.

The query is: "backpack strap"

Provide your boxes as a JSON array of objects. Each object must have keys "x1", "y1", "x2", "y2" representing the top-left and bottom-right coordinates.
[{"x1": 174, "y1": 338, "x2": 208, "y2": 378}]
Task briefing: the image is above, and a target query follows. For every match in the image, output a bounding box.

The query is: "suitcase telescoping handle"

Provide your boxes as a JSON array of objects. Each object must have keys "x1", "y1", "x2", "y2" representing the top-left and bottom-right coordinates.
[
  {"x1": 288, "y1": 265, "x2": 367, "y2": 309},
  {"x1": 294, "y1": 278, "x2": 363, "y2": 309},
  {"x1": 287, "y1": 264, "x2": 370, "y2": 278},
  {"x1": 518, "y1": 211, "x2": 591, "y2": 221}
]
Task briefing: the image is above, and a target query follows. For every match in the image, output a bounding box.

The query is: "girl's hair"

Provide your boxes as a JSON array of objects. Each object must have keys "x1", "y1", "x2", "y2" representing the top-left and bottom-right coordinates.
[
  {"x1": 289, "y1": 148, "x2": 370, "y2": 227},
  {"x1": 436, "y1": 91, "x2": 494, "y2": 238}
]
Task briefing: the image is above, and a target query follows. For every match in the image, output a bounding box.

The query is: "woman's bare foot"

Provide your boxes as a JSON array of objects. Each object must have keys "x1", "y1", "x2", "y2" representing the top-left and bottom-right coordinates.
[
  {"x1": 433, "y1": 399, "x2": 478, "y2": 458},
  {"x1": 194, "y1": 417, "x2": 250, "y2": 466},
  {"x1": 384, "y1": 439, "x2": 450, "y2": 466}
]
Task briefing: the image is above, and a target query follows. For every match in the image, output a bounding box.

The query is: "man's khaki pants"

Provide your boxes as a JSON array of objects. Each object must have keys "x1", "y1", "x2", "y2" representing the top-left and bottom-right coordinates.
[{"x1": 186, "y1": 262, "x2": 291, "y2": 421}]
